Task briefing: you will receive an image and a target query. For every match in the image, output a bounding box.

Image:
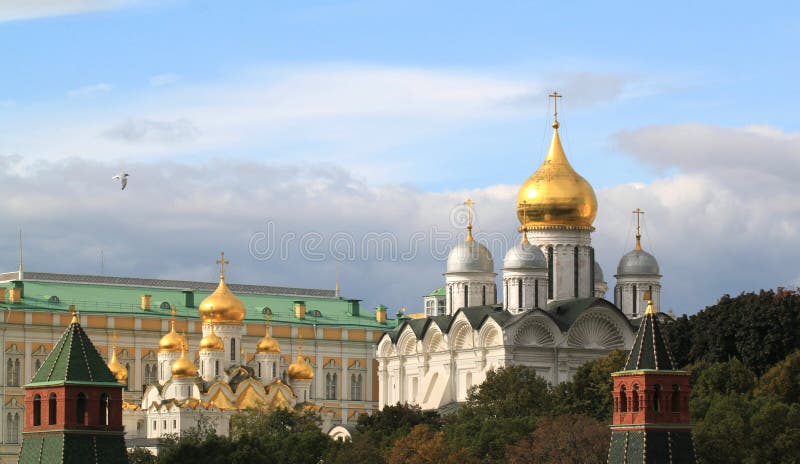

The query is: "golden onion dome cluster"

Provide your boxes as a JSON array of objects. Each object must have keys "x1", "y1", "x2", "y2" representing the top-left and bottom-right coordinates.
[
  {"x1": 107, "y1": 348, "x2": 128, "y2": 384},
  {"x1": 199, "y1": 327, "x2": 224, "y2": 351},
  {"x1": 256, "y1": 331, "x2": 281, "y2": 354},
  {"x1": 198, "y1": 275, "x2": 246, "y2": 324},
  {"x1": 288, "y1": 354, "x2": 314, "y2": 380}
]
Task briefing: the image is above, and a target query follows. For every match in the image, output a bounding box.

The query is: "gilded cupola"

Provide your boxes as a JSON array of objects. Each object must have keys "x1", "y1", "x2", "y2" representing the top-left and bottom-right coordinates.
[
  {"x1": 516, "y1": 92, "x2": 597, "y2": 231},
  {"x1": 199, "y1": 324, "x2": 224, "y2": 351},
  {"x1": 287, "y1": 341, "x2": 313, "y2": 380},
  {"x1": 171, "y1": 336, "x2": 197, "y2": 379},
  {"x1": 159, "y1": 306, "x2": 183, "y2": 352},
  {"x1": 198, "y1": 252, "x2": 246, "y2": 324},
  {"x1": 107, "y1": 336, "x2": 128, "y2": 384},
  {"x1": 256, "y1": 317, "x2": 280, "y2": 354}
]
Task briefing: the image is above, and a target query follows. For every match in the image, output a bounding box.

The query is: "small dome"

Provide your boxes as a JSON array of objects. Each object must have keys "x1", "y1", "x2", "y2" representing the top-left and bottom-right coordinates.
[
  {"x1": 171, "y1": 346, "x2": 197, "y2": 379},
  {"x1": 107, "y1": 348, "x2": 128, "y2": 384},
  {"x1": 288, "y1": 354, "x2": 314, "y2": 380},
  {"x1": 616, "y1": 249, "x2": 660, "y2": 276},
  {"x1": 503, "y1": 240, "x2": 546, "y2": 270},
  {"x1": 446, "y1": 240, "x2": 494, "y2": 274},
  {"x1": 594, "y1": 262, "x2": 605, "y2": 282},
  {"x1": 199, "y1": 326, "x2": 224, "y2": 352},
  {"x1": 198, "y1": 275, "x2": 246, "y2": 324},
  {"x1": 256, "y1": 331, "x2": 281, "y2": 354},
  {"x1": 159, "y1": 324, "x2": 183, "y2": 352}
]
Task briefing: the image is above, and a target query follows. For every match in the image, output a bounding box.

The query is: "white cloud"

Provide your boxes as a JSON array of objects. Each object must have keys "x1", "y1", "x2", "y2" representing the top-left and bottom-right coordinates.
[
  {"x1": 0, "y1": 0, "x2": 145, "y2": 22},
  {"x1": 149, "y1": 73, "x2": 181, "y2": 87},
  {"x1": 67, "y1": 82, "x2": 113, "y2": 98},
  {"x1": 104, "y1": 118, "x2": 199, "y2": 144}
]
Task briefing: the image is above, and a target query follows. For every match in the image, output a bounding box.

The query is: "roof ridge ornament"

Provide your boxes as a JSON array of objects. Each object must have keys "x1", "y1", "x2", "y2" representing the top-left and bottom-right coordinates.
[
  {"x1": 645, "y1": 299, "x2": 657, "y2": 315},
  {"x1": 464, "y1": 198, "x2": 475, "y2": 241},
  {"x1": 549, "y1": 90, "x2": 562, "y2": 129}
]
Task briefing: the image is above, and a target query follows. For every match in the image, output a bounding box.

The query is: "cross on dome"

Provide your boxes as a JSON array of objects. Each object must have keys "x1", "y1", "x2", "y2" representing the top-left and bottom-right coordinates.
[
  {"x1": 632, "y1": 208, "x2": 645, "y2": 250},
  {"x1": 464, "y1": 198, "x2": 476, "y2": 241},
  {"x1": 549, "y1": 91, "x2": 563, "y2": 128},
  {"x1": 216, "y1": 252, "x2": 229, "y2": 277}
]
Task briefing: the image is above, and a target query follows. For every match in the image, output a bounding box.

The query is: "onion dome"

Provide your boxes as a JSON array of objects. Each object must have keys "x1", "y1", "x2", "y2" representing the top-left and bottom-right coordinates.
[
  {"x1": 256, "y1": 328, "x2": 281, "y2": 354},
  {"x1": 198, "y1": 257, "x2": 246, "y2": 324},
  {"x1": 446, "y1": 240, "x2": 494, "y2": 273},
  {"x1": 107, "y1": 345, "x2": 128, "y2": 384},
  {"x1": 503, "y1": 235, "x2": 546, "y2": 270},
  {"x1": 199, "y1": 325, "x2": 224, "y2": 352},
  {"x1": 171, "y1": 337, "x2": 197, "y2": 379},
  {"x1": 616, "y1": 231, "x2": 660, "y2": 276},
  {"x1": 517, "y1": 118, "x2": 597, "y2": 231},
  {"x1": 288, "y1": 350, "x2": 314, "y2": 380},
  {"x1": 159, "y1": 309, "x2": 182, "y2": 352}
]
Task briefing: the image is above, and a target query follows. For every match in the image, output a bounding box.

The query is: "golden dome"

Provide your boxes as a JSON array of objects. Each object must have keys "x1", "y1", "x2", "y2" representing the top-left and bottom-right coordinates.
[
  {"x1": 288, "y1": 354, "x2": 314, "y2": 380},
  {"x1": 171, "y1": 338, "x2": 197, "y2": 379},
  {"x1": 516, "y1": 123, "x2": 597, "y2": 230},
  {"x1": 107, "y1": 346, "x2": 128, "y2": 384},
  {"x1": 159, "y1": 318, "x2": 183, "y2": 352},
  {"x1": 198, "y1": 275, "x2": 246, "y2": 324},
  {"x1": 256, "y1": 329, "x2": 281, "y2": 354},
  {"x1": 199, "y1": 325, "x2": 224, "y2": 351}
]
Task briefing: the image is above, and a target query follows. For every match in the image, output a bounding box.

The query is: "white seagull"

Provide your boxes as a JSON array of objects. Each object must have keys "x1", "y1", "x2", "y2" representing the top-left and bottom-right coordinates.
[{"x1": 112, "y1": 173, "x2": 129, "y2": 190}]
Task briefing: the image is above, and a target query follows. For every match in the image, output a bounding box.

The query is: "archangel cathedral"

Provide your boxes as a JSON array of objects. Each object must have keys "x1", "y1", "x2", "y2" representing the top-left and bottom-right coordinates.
[{"x1": 376, "y1": 99, "x2": 664, "y2": 410}]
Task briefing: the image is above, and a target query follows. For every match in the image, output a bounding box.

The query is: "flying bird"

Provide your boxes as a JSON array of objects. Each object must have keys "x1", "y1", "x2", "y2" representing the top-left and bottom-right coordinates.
[{"x1": 112, "y1": 173, "x2": 129, "y2": 190}]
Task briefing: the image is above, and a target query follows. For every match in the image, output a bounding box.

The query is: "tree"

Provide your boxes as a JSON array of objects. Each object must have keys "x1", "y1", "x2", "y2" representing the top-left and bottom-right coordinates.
[
  {"x1": 127, "y1": 447, "x2": 156, "y2": 464},
  {"x1": 228, "y1": 408, "x2": 332, "y2": 464},
  {"x1": 690, "y1": 359, "x2": 756, "y2": 419},
  {"x1": 325, "y1": 434, "x2": 386, "y2": 464},
  {"x1": 693, "y1": 393, "x2": 753, "y2": 464},
  {"x1": 386, "y1": 424, "x2": 477, "y2": 464},
  {"x1": 505, "y1": 414, "x2": 609, "y2": 464},
  {"x1": 354, "y1": 403, "x2": 441, "y2": 452},
  {"x1": 661, "y1": 313, "x2": 692, "y2": 368},
  {"x1": 552, "y1": 350, "x2": 627, "y2": 422},
  {"x1": 756, "y1": 349, "x2": 800, "y2": 404}
]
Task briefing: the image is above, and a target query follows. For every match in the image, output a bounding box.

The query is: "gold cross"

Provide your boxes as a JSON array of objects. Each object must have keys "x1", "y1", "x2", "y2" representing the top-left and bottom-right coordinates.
[
  {"x1": 464, "y1": 199, "x2": 475, "y2": 241},
  {"x1": 549, "y1": 91, "x2": 563, "y2": 124},
  {"x1": 216, "y1": 252, "x2": 229, "y2": 277},
  {"x1": 632, "y1": 208, "x2": 645, "y2": 250}
]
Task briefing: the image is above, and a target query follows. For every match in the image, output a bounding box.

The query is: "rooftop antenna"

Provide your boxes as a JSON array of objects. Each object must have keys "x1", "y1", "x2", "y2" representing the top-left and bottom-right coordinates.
[{"x1": 17, "y1": 228, "x2": 23, "y2": 281}]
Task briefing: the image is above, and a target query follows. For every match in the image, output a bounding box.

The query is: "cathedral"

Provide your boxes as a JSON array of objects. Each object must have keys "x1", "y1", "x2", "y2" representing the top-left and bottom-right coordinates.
[{"x1": 376, "y1": 99, "x2": 664, "y2": 410}]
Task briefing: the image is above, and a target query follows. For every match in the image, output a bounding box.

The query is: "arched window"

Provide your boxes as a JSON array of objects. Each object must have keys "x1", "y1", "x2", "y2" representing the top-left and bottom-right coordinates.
[
  {"x1": 671, "y1": 385, "x2": 680, "y2": 413},
  {"x1": 518, "y1": 279, "x2": 523, "y2": 309},
  {"x1": 653, "y1": 384, "x2": 662, "y2": 412},
  {"x1": 464, "y1": 284, "x2": 469, "y2": 307},
  {"x1": 573, "y1": 246, "x2": 579, "y2": 297},
  {"x1": 6, "y1": 358, "x2": 13, "y2": 386},
  {"x1": 534, "y1": 279, "x2": 539, "y2": 308},
  {"x1": 258, "y1": 362, "x2": 262, "y2": 378},
  {"x1": 6, "y1": 413, "x2": 17, "y2": 443},
  {"x1": 632, "y1": 384, "x2": 640, "y2": 412},
  {"x1": 632, "y1": 284, "x2": 638, "y2": 315},
  {"x1": 34, "y1": 359, "x2": 41, "y2": 374},
  {"x1": 350, "y1": 373, "x2": 363, "y2": 400},
  {"x1": 125, "y1": 363, "x2": 131, "y2": 391},
  {"x1": 48, "y1": 393, "x2": 57, "y2": 425},
  {"x1": 99, "y1": 394, "x2": 110, "y2": 426},
  {"x1": 504, "y1": 280, "x2": 508, "y2": 309},
  {"x1": 230, "y1": 339, "x2": 236, "y2": 361},
  {"x1": 482, "y1": 286, "x2": 486, "y2": 306},
  {"x1": 215, "y1": 360, "x2": 220, "y2": 376},
  {"x1": 547, "y1": 246, "x2": 554, "y2": 299},
  {"x1": 326, "y1": 373, "x2": 337, "y2": 400},
  {"x1": 272, "y1": 363, "x2": 276, "y2": 379},
  {"x1": 33, "y1": 394, "x2": 42, "y2": 426},
  {"x1": 14, "y1": 359, "x2": 19, "y2": 385},
  {"x1": 76, "y1": 393, "x2": 87, "y2": 425},
  {"x1": 619, "y1": 385, "x2": 627, "y2": 412}
]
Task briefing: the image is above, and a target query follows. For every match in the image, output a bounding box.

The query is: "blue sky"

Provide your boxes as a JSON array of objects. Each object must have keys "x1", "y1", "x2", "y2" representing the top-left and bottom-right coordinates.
[{"x1": 1, "y1": 1, "x2": 800, "y2": 315}]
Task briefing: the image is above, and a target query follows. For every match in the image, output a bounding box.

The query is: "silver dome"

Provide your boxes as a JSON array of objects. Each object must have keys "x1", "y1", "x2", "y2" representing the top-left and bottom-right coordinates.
[
  {"x1": 446, "y1": 240, "x2": 494, "y2": 273},
  {"x1": 616, "y1": 249, "x2": 660, "y2": 276},
  {"x1": 594, "y1": 262, "x2": 605, "y2": 282},
  {"x1": 503, "y1": 242, "x2": 546, "y2": 270}
]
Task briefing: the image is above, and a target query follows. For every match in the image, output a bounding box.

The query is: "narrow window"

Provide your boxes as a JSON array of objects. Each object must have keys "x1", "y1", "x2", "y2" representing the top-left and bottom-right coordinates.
[
  {"x1": 34, "y1": 359, "x2": 41, "y2": 374},
  {"x1": 76, "y1": 393, "x2": 87, "y2": 425},
  {"x1": 518, "y1": 279, "x2": 523, "y2": 310},
  {"x1": 632, "y1": 284, "x2": 638, "y2": 315},
  {"x1": 589, "y1": 247, "x2": 595, "y2": 296},
  {"x1": 547, "y1": 246, "x2": 554, "y2": 299},
  {"x1": 573, "y1": 246, "x2": 579, "y2": 297},
  {"x1": 671, "y1": 385, "x2": 680, "y2": 413},
  {"x1": 6, "y1": 359, "x2": 12, "y2": 386},
  {"x1": 48, "y1": 393, "x2": 57, "y2": 425},
  {"x1": 504, "y1": 280, "x2": 508, "y2": 309},
  {"x1": 534, "y1": 279, "x2": 539, "y2": 309},
  {"x1": 99, "y1": 394, "x2": 110, "y2": 426},
  {"x1": 33, "y1": 394, "x2": 41, "y2": 426},
  {"x1": 231, "y1": 339, "x2": 236, "y2": 361},
  {"x1": 6, "y1": 413, "x2": 16, "y2": 443},
  {"x1": 619, "y1": 385, "x2": 627, "y2": 413},
  {"x1": 258, "y1": 363, "x2": 262, "y2": 378},
  {"x1": 13, "y1": 359, "x2": 20, "y2": 387},
  {"x1": 215, "y1": 360, "x2": 220, "y2": 376},
  {"x1": 632, "y1": 385, "x2": 640, "y2": 412},
  {"x1": 464, "y1": 284, "x2": 469, "y2": 308},
  {"x1": 125, "y1": 363, "x2": 131, "y2": 391},
  {"x1": 332, "y1": 373, "x2": 337, "y2": 399},
  {"x1": 272, "y1": 363, "x2": 276, "y2": 378},
  {"x1": 482, "y1": 285, "x2": 486, "y2": 306},
  {"x1": 448, "y1": 286, "x2": 453, "y2": 313},
  {"x1": 653, "y1": 384, "x2": 662, "y2": 412}
]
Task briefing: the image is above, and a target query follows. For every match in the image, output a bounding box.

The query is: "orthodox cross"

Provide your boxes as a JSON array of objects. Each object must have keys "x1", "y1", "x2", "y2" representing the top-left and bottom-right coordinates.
[
  {"x1": 464, "y1": 198, "x2": 476, "y2": 240},
  {"x1": 632, "y1": 208, "x2": 645, "y2": 250},
  {"x1": 216, "y1": 252, "x2": 229, "y2": 277},
  {"x1": 549, "y1": 91, "x2": 563, "y2": 126}
]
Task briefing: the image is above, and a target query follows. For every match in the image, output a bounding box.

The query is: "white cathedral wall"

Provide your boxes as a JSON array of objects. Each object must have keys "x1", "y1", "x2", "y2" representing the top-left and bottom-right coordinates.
[
  {"x1": 614, "y1": 277, "x2": 661, "y2": 318},
  {"x1": 445, "y1": 273, "x2": 496, "y2": 314},
  {"x1": 206, "y1": 323, "x2": 243, "y2": 370},
  {"x1": 525, "y1": 229, "x2": 594, "y2": 302}
]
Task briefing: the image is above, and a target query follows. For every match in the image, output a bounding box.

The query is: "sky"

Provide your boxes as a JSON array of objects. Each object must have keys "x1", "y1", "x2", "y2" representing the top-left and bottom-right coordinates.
[{"x1": 1, "y1": 0, "x2": 800, "y2": 316}]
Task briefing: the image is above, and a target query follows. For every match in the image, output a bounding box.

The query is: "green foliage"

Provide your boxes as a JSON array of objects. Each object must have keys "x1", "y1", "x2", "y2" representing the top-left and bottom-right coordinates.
[
  {"x1": 127, "y1": 447, "x2": 156, "y2": 464},
  {"x1": 354, "y1": 403, "x2": 440, "y2": 452},
  {"x1": 552, "y1": 349, "x2": 627, "y2": 422},
  {"x1": 505, "y1": 414, "x2": 609, "y2": 464},
  {"x1": 661, "y1": 313, "x2": 692, "y2": 367},
  {"x1": 756, "y1": 349, "x2": 800, "y2": 404}
]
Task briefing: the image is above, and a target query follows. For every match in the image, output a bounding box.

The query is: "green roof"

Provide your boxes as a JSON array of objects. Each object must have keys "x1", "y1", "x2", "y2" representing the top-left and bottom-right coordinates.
[
  {"x1": 27, "y1": 318, "x2": 121, "y2": 387},
  {"x1": 427, "y1": 287, "x2": 446, "y2": 297},
  {"x1": 623, "y1": 310, "x2": 677, "y2": 371},
  {"x1": 3, "y1": 273, "x2": 394, "y2": 329},
  {"x1": 19, "y1": 432, "x2": 127, "y2": 464},
  {"x1": 608, "y1": 430, "x2": 696, "y2": 464}
]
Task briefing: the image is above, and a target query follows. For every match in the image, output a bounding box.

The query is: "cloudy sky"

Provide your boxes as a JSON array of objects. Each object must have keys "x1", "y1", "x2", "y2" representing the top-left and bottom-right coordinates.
[{"x1": 1, "y1": 1, "x2": 799, "y2": 316}]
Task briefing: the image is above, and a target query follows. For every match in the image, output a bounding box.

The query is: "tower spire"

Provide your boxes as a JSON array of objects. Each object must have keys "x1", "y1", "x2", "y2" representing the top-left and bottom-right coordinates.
[
  {"x1": 632, "y1": 208, "x2": 644, "y2": 251},
  {"x1": 549, "y1": 91, "x2": 563, "y2": 129},
  {"x1": 464, "y1": 198, "x2": 476, "y2": 241}
]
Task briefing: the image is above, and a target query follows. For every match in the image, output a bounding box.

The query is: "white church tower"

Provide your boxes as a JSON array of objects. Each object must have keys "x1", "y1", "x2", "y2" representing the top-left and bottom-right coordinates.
[
  {"x1": 502, "y1": 234, "x2": 548, "y2": 312},
  {"x1": 198, "y1": 252, "x2": 246, "y2": 370},
  {"x1": 157, "y1": 307, "x2": 183, "y2": 385},
  {"x1": 614, "y1": 209, "x2": 661, "y2": 318},
  {"x1": 444, "y1": 199, "x2": 497, "y2": 314},
  {"x1": 518, "y1": 92, "x2": 599, "y2": 302}
]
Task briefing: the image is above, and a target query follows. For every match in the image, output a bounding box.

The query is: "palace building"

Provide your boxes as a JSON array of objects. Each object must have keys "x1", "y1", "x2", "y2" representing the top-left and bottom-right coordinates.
[
  {"x1": 376, "y1": 96, "x2": 664, "y2": 410},
  {"x1": 0, "y1": 260, "x2": 395, "y2": 462}
]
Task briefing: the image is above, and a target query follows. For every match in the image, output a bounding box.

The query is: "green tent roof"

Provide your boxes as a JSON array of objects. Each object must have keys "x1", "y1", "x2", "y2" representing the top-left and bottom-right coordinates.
[
  {"x1": 623, "y1": 309, "x2": 677, "y2": 371},
  {"x1": 26, "y1": 318, "x2": 120, "y2": 387}
]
